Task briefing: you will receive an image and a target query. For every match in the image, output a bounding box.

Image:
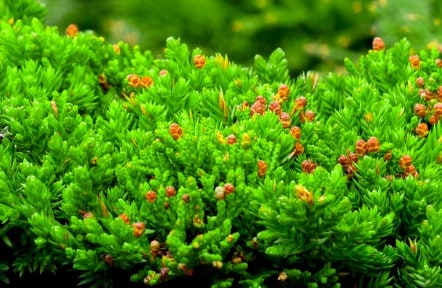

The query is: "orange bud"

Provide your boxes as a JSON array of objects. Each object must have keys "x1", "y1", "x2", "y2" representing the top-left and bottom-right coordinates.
[
  {"x1": 66, "y1": 24, "x2": 79, "y2": 37},
  {"x1": 257, "y1": 160, "x2": 267, "y2": 177},
  {"x1": 301, "y1": 160, "x2": 317, "y2": 174},
  {"x1": 294, "y1": 96, "x2": 307, "y2": 110},
  {"x1": 372, "y1": 37, "x2": 385, "y2": 51},
  {"x1": 279, "y1": 112, "x2": 291, "y2": 128},
  {"x1": 403, "y1": 164, "x2": 418, "y2": 178},
  {"x1": 383, "y1": 151, "x2": 392, "y2": 161},
  {"x1": 435, "y1": 87, "x2": 442, "y2": 101},
  {"x1": 127, "y1": 74, "x2": 141, "y2": 88},
  {"x1": 399, "y1": 155, "x2": 412, "y2": 170},
  {"x1": 140, "y1": 76, "x2": 154, "y2": 88},
  {"x1": 413, "y1": 103, "x2": 426, "y2": 118},
  {"x1": 194, "y1": 54, "x2": 206, "y2": 69},
  {"x1": 429, "y1": 115, "x2": 439, "y2": 125},
  {"x1": 145, "y1": 191, "x2": 157, "y2": 203},
  {"x1": 415, "y1": 77, "x2": 424, "y2": 87},
  {"x1": 224, "y1": 183, "x2": 235, "y2": 194},
  {"x1": 415, "y1": 123, "x2": 429, "y2": 138},
  {"x1": 113, "y1": 44, "x2": 120, "y2": 54},
  {"x1": 150, "y1": 240, "x2": 161, "y2": 255},
  {"x1": 277, "y1": 84, "x2": 290, "y2": 102},
  {"x1": 132, "y1": 222, "x2": 145, "y2": 237},
  {"x1": 293, "y1": 142, "x2": 304, "y2": 156},
  {"x1": 226, "y1": 134, "x2": 236, "y2": 145},
  {"x1": 289, "y1": 126, "x2": 301, "y2": 139},
  {"x1": 269, "y1": 101, "x2": 282, "y2": 115},
  {"x1": 338, "y1": 154, "x2": 351, "y2": 168},
  {"x1": 348, "y1": 152, "x2": 358, "y2": 163},
  {"x1": 165, "y1": 186, "x2": 176, "y2": 197},
  {"x1": 366, "y1": 137, "x2": 380, "y2": 153},
  {"x1": 409, "y1": 55, "x2": 420, "y2": 69},
  {"x1": 169, "y1": 123, "x2": 183, "y2": 140},
  {"x1": 182, "y1": 194, "x2": 190, "y2": 202},
  {"x1": 119, "y1": 213, "x2": 130, "y2": 224},
  {"x1": 250, "y1": 100, "x2": 266, "y2": 116},
  {"x1": 278, "y1": 271, "x2": 288, "y2": 282},
  {"x1": 434, "y1": 102, "x2": 442, "y2": 117},
  {"x1": 256, "y1": 95, "x2": 266, "y2": 105},
  {"x1": 304, "y1": 110, "x2": 315, "y2": 122}
]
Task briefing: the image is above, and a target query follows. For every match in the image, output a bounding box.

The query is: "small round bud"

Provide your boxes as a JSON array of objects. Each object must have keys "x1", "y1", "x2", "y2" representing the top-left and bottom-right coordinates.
[
  {"x1": 145, "y1": 190, "x2": 157, "y2": 203},
  {"x1": 295, "y1": 96, "x2": 307, "y2": 110},
  {"x1": 415, "y1": 77, "x2": 425, "y2": 87},
  {"x1": 338, "y1": 155, "x2": 351, "y2": 167},
  {"x1": 169, "y1": 123, "x2": 183, "y2": 140},
  {"x1": 65, "y1": 24, "x2": 79, "y2": 37},
  {"x1": 366, "y1": 137, "x2": 380, "y2": 153},
  {"x1": 383, "y1": 151, "x2": 392, "y2": 161},
  {"x1": 160, "y1": 267, "x2": 169, "y2": 280},
  {"x1": 399, "y1": 155, "x2": 412, "y2": 170},
  {"x1": 165, "y1": 186, "x2": 176, "y2": 197},
  {"x1": 119, "y1": 213, "x2": 130, "y2": 224},
  {"x1": 212, "y1": 261, "x2": 223, "y2": 269},
  {"x1": 355, "y1": 139, "x2": 367, "y2": 157},
  {"x1": 277, "y1": 84, "x2": 290, "y2": 101},
  {"x1": 292, "y1": 142, "x2": 304, "y2": 156},
  {"x1": 224, "y1": 183, "x2": 235, "y2": 194},
  {"x1": 132, "y1": 222, "x2": 145, "y2": 238},
  {"x1": 182, "y1": 194, "x2": 190, "y2": 202},
  {"x1": 434, "y1": 102, "x2": 442, "y2": 117},
  {"x1": 278, "y1": 271, "x2": 288, "y2": 282},
  {"x1": 279, "y1": 112, "x2": 291, "y2": 128},
  {"x1": 127, "y1": 74, "x2": 140, "y2": 88},
  {"x1": 301, "y1": 160, "x2": 317, "y2": 174},
  {"x1": 269, "y1": 101, "x2": 282, "y2": 115},
  {"x1": 413, "y1": 103, "x2": 426, "y2": 118},
  {"x1": 409, "y1": 55, "x2": 420, "y2": 69},
  {"x1": 194, "y1": 54, "x2": 206, "y2": 69},
  {"x1": 226, "y1": 134, "x2": 237, "y2": 145},
  {"x1": 289, "y1": 126, "x2": 301, "y2": 139},
  {"x1": 415, "y1": 123, "x2": 429, "y2": 138},
  {"x1": 304, "y1": 110, "x2": 315, "y2": 122},
  {"x1": 103, "y1": 254, "x2": 113, "y2": 266},
  {"x1": 429, "y1": 115, "x2": 439, "y2": 125},
  {"x1": 150, "y1": 240, "x2": 161, "y2": 254},
  {"x1": 372, "y1": 37, "x2": 385, "y2": 51},
  {"x1": 140, "y1": 76, "x2": 154, "y2": 88},
  {"x1": 250, "y1": 99, "x2": 266, "y2": 116},
  {"x1": 256, "y1": 95, "x2": 266, "y2": 105},
  {"x1": 214, "y1": 186, "x2": 225, "y2": 200}
]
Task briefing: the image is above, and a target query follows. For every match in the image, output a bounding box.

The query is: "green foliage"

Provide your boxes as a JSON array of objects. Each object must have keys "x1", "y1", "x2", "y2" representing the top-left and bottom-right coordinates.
[
  {"x1": 0, "y1": 0, "x2": 46, "y2": 23},
  {"x1": 42, "y1": 0, "x2": 442, "y2": 74},
  {"x1": 0, "y1": 1, "x2": 442, "y2": 287}
]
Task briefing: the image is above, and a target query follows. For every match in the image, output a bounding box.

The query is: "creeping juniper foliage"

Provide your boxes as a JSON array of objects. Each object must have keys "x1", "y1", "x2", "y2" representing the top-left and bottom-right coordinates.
[{"x1": 0, "y1": 1, "x2": 441, "y2": 287}]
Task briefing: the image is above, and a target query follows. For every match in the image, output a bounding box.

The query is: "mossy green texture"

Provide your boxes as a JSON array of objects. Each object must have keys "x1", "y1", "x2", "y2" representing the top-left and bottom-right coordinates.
[{"x1": 0, "y1": 1, "x2": 441, "y2": 287}]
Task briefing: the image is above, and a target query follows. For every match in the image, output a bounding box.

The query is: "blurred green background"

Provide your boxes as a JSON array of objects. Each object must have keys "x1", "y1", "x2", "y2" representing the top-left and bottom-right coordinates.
[{"x1": 39, "y1": 0, "x2": 442, "y2": 75}]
